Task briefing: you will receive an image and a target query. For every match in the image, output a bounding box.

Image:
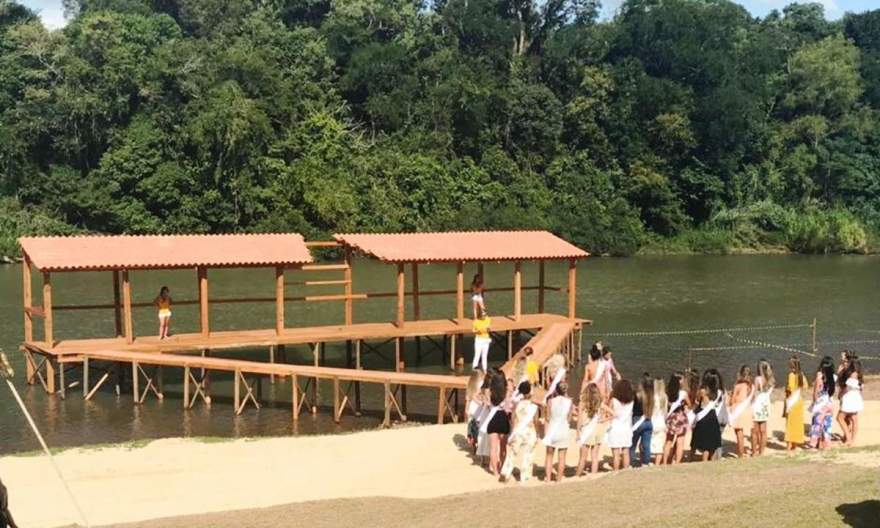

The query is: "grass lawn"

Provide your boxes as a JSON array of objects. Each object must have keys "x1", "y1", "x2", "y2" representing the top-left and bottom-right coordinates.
[{"x1": 104, "y1": 448, "x2": 880, "y2": 528}]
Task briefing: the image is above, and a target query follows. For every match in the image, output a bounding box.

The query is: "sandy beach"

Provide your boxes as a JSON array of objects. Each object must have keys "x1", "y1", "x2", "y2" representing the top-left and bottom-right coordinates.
[{"x1": 1, "y1": 395, "x2": 877, "y2": 528}]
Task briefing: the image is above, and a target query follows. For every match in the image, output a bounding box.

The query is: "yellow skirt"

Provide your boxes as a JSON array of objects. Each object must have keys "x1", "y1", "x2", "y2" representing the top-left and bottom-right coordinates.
[{"x1": 785, "y1": 401, "x2": 805, "y2": 443}]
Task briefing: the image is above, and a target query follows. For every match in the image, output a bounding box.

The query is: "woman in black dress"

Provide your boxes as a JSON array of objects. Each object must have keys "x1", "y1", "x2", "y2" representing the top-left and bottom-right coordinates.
[
  {"x1": 691, "y1": 369, "x2": 724, "y2": 461},
  {"x1": 486, "y1": 369, "x2": 510, "y2": 477}
]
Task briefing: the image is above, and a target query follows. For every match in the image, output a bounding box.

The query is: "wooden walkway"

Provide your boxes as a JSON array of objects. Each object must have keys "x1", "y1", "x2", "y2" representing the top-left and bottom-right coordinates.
[{"x1": 79, "y1": 349, "x2": 467, "y2": 426}]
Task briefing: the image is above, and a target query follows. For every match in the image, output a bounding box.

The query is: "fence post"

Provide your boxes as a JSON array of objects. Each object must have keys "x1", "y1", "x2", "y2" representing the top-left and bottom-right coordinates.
[{"x1": 811, "y1": 318, "x2": 817, "y2": 354}]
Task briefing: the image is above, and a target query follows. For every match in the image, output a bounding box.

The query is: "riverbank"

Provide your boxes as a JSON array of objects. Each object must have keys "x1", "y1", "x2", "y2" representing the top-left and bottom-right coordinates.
[{"x1": 1, "y1": 394, "x2": 877, "y2": 528}]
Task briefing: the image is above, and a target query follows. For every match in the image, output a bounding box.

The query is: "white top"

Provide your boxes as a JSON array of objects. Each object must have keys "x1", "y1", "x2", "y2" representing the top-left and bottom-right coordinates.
[
  {"x1": 607, "y1": 398, "x2": 634, "y2": 448},
  {"x1": 542, "y1": 396, "x2": 573, "y2": 449},
  {"x1": 846, "y1": 377, "x2": 861, "y2": 390}
]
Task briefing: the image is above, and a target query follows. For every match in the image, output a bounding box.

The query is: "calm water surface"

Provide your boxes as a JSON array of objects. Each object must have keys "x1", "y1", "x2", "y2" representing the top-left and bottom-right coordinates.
[{"x1": 0, "y1": 255, "x2": 877, "y2": 453}]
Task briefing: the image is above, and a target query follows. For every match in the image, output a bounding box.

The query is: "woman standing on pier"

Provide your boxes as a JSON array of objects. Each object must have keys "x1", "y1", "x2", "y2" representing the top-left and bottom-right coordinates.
[
  {"x1": 471, "y1": 274, "x2": 485, "y2": 319},
  {"x1": 154, "y1": 286, "x2": 172, "y2": 340},
  {"x1": 472, "y1": 307, "x2": 492, "y2": 371}
]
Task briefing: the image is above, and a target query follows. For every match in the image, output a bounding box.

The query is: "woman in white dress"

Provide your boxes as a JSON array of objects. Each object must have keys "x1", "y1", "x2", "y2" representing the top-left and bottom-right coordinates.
[
  {"x1": 542, "y1": 381, "x2": 574, "y2": 482},
  {"x1": 607, "y1": 379, "x2": 635, "y2": 470},
  {"x1": 650, "y1": 377, "x2": 668, "y2": 465},
  {"x1": 838, "y1": 357, "x2": 864, "y2": 446}
]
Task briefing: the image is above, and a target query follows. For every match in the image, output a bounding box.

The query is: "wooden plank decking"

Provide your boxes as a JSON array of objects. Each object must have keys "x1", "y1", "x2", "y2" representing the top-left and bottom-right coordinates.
[{"x1": 26, "y1": 313, "x2": 588, "y2": 358}]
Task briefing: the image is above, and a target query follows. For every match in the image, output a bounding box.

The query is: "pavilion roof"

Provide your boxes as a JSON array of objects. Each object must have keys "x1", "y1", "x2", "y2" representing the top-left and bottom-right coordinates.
[
  {"x1": 19, "y1": 233, "x2": 313, "y2": 271},
  {"x1": 333, "y1": 231, "x2": 589, "y2": 264}
]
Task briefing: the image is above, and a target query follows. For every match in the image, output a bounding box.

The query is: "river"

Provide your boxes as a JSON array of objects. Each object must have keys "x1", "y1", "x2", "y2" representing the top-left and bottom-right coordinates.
[{"x1": 0, "y1": 255, "x2": 877, "y2": 454}]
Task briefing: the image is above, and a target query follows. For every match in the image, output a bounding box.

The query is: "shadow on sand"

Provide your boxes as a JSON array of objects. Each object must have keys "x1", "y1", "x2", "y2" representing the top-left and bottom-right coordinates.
[{"x1": 836, "y1": 500, "x2": 880, "y2": 528}]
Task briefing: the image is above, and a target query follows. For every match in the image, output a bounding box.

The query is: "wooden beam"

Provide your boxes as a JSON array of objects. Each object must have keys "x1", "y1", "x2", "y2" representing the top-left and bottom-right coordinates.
[
  {"x1": 42, "y1": 271, "x2": 53, "y2": 346},
  {"x1": 396, "y1": 263, "x2": 405, "y2": 327},
  {"x1": 513, "y1": 261, "x2": 522, "y2": 321},
  {"x1": 411, "y1": 263, "x2": 420, "y2": 321},
  {"x1": 122, "y1": 270, "x2": 133, "y2": 344},
  {"x1": 275, "y1": 266, "x2": 285, "y2": 335},
  {"x1": 112, "y1": 270, "x2": 122, "y2": 337},
  {"x1": 198, "y1": 267, "x2": 209, "y2": 337},
  {"x1": 22, "y1": 256, "x2": 32, "y2": 344},
  {"x1": 344, "y1": 247, "x2": 353, "y2": 325},
  {"x1": 568, "y1": 258, "x2": 577, "y2": 319},
  {"x1": 456, "y1": 261, "x2": 464, "y2": 321}
]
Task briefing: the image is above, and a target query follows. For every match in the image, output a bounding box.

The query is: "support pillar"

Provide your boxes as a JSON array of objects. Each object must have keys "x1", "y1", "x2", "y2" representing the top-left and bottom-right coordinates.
[
  {"x1": 122, "y1": 270, "x2": 133, "y2": 344},
  {"x1": 567, "y1": 258, "x2": 577, "y2": 319}
]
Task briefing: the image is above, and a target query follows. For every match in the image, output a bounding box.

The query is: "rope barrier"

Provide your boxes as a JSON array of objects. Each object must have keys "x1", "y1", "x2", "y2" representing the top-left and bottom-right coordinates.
[
  {"x1": 591, "y1": 323, "x2": 811, "y2": 337},
  {"x1": 723, "y1": 332, "x2": 818, "y2": 358}
]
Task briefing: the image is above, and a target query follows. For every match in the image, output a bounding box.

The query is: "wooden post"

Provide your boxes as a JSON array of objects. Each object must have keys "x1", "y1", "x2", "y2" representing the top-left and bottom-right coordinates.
[
  {"x1": 812, "y1": 318, "x2": 817, "y2": 354},
  {"x1": 275, "y1": 266, "x2": 285, "y2": 335},
  {"x1": 567, "y1": 258, "x2": 577, "y2": 319},
  {"x1": 438, "y1": 386, "x2": 446, "y2": 425},
  {"x1": 291, "y1": 374, "x2": 299, "y2": 423},
  {"x1": 537, "y1": 260, "x2": 545, "y2": 313},
  {"x1": 234, "y1": 369, "x2": 241, "y2": 412},
  {"x1": 411, "y1": 263, "x2": 420, "y2": 321},
  {"x1": 183, "y1": 366, "x2": 190, "y2": 409},
  {"x1": 344, "y1": 248, "x2": 353, "y2": 325},
  {"x1": 198, "y1": 267, "x2": 209, "y2": 337},
  {"x1": 456, "y1": 261, "x2": 464, "y2": 321},
  {"x1": 112, "y1": 270, "x2": 122, "y2": 337},
  {"x1": 395, "y1": 338, "x2": 402, "y2": 372},
  {"x1": 513, "y1": 261, "x2": 522, "y2": 321},
  {"x1": 42, "y1": 272, "x2": 53, "y2": 346},
  {"x1": 22, "y1": 257, "x2": 33, "y2": 343},
  {"x1": 122, "y1": 270, "x2": 133, "y2": 344},
  {"x1": 132, "y1": 360, "x2": 139, "y2": 404},
  {"x1": 396, "y1": 263, "x2": 405, "y2": 327}
]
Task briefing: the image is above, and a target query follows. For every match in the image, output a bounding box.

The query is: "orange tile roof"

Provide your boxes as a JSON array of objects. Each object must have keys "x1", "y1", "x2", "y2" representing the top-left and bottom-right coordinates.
[
  {"x1": 333, "y1": 231, "x2": 589, "y2": 263},
  {"x1": 19, "y1": 234, "x2": 313, "y2": 271}
]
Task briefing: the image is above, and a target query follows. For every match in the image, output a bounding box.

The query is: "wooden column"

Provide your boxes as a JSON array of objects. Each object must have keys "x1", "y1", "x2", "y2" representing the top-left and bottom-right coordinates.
[
  {"x1": 344, "y1": 248, "x2": 353, "y2": 325},
  {"x1": 537, "y1": 260, "x2": 545, "y2": 313},
  {"x1": 567, "y1": 258, "x2": 577, "y2": 319},
  {"x1": 22, "y1": 257, "x2": 32, "y2": 343},
  {"x1": 122, "y1": 270, "x2": 133, "y2": 344},
  {"x1": 513, "y1": 261, "x2": 522, "y2": 321},
  {"x1": 112, "y1": 270, "x2": 122, "y2": 337},
  {"x1": 396, "y1": 263, "x2": 405, "y2": 327},
  {"x1": 275, "y1": 266, "x2": 285, "y2": 335},
  {"x1": 411, "y1": 263, "x2": 420, "y2": 321},
  {"x1": 198, "y1": 267, "x2": 209, "y2": 337},
  {"x1": 42, "y1": 272, "x2": 53, "y2": 346},
  {"x1": 456, "y1": 261, "x2": 464, "y2": 321}
]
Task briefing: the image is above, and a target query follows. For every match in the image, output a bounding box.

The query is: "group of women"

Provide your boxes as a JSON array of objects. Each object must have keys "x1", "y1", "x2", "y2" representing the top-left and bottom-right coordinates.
[{"x1": 465, "y1": 339, "x2": 867, "y2": 483}]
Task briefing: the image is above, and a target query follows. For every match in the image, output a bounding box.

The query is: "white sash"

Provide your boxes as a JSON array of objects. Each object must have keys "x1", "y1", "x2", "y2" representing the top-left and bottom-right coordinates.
[
  {"x1": 591, "y1": 362, "x2": 605, "y2": 384},
  {"x1": 727, "y1": 387, "x2": 754, "y2": 424},
  {"x1": 479, "y1": 405, "x2": 501, "y2": 434},
  {"x1": 785, "y1": 389, "x2": 800, "y2": 411},
  {"x1": 543, "y1": 367, "x2": 566, "y2": 403},
  {"x1": 752, "y1": 388, "x2": 771, "y2": 411},
  {"x1": 508, "y1": 403, "x2": 538, "y2": 441},
  {"x1": 542, "y1": 398, "x2": 572, "y2": 445},
  {"x1": 577, "y1": 414, "x2": 600, "y2": 445},
  {"x1": 695, "y1": 399, "x2": 717, "y2": 423},
  {"x1": 631, "y1": 416, "x2": 646, "y2": 432}
]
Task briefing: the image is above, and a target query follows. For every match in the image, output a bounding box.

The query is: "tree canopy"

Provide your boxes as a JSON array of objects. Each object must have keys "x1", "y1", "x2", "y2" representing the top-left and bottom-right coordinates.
[{"x1": 1, "y1": 0, "x2": 879, "y2": 256}]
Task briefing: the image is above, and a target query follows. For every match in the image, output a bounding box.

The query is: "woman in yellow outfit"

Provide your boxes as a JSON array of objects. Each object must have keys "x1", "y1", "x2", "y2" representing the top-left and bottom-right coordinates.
[
  {"x1": 784, "y1": 355, "x2": 809, "y2": 450},
  {"x1": 154, "y1": 286, "x2": 173, "y2": 340}
]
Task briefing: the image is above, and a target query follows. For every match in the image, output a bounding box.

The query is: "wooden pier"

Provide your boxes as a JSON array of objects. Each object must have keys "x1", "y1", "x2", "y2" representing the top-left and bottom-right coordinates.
[{"x1": 18, "y1": 231, "x2": 590, "y2": 426}]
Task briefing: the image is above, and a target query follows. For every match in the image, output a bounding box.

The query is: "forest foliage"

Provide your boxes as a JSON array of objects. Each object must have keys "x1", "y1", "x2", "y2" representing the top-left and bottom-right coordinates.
[{"x1": 1, "y1": 0, "x2": 880, "y2": 256}]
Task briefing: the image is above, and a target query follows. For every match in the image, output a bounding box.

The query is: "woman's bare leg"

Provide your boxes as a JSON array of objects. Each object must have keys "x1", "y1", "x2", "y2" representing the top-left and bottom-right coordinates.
[
  {"x1": 576, "y1": 446, "x2": 588, "y2": 477},
  {"x1": 662, "y1": 437, "x2": 673, "y2": 465},
  {"x1": 556, "y1": 448, "x2": 567, "y2": 482},
  {"x1": 544, "y1": 447, "x2": 554, "y2": 482},
  {"x1": 837, "y1": 411, "x2": 849, "y2": 444},
  {"x1": 759, "y1": 422, "x2": 768, "y2": 454},
  {"x1": 590, "y1": 445, "x2": 600, "y2": 473},
  {"x1": 489, "y1": 434, "x2": 499, "y2": 475},
  {"x1": 674, "y1": 436, "x2": 685, "y2": 464},
  {"x1": 847, "y1": 414, "x2": 858, "y2": 446},
  {"x1": 735, "y1": 429, "x2": 745, "y2": 458},
  {"x1": 622, "y1": 448, "x2": 630, "y2": 469}
]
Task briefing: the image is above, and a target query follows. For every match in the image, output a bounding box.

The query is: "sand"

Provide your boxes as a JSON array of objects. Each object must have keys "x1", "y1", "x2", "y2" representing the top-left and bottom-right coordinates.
[{"x1": 1, "y1": 398, "x2": 878, "y2": 528}]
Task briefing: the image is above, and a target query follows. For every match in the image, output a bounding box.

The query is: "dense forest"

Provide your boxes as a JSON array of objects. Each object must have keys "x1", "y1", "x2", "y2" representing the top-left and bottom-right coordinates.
[{"x1": 1, "y1": 0, "x2": 880, "y2": 257}]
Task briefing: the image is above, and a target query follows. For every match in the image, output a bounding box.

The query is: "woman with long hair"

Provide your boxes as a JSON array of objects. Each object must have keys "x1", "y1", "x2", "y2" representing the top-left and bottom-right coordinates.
[
  {"x1": 838, "y1": 357, "x2": 864, "y2": 446},
  {"x1": 784, "y1": 356, "x2": 809, "y2": 451},
  {"x1": 500, "y1": 381, "x2": 539, "y2": 483},
  {"x1": 471, "y1": 273, "x2": 485, "y2": 319},
  {"x1": 750, "y1": 359, "x2": 774, "y2": 456},
  {"x1": 808, "y1": 356, "x2": 836, "y2": 450},
  {"x1": 575, "y1": 382, "x2": 612, "y2": 476},
  {"x1": 542, "y1": 381, "x2": 574, "y2": 482},
  {"x1": 691, "y1": 369, "x2": 723, "y2": 462},
  {"x1": 153, "y1": 286, "x2": 172, "y2": 339},
  {"x1": 607, "y1": 379, "x2": 635, "y2": 470},
  {"x1": 728, "y1": 365, "x2": 754, "y2": 458},
  {"x1": 662, "y1": 372, "x2": 690, "y2": 464},
  {"x1": 471, "y1": 306, "x2": 492, "y2": 371},
  {"x1": 650, "y1": 377, "x2": 668, "y2": 465},
  {"x1": 630, "y1": 374, "x2": 654, "y2": 467}
]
